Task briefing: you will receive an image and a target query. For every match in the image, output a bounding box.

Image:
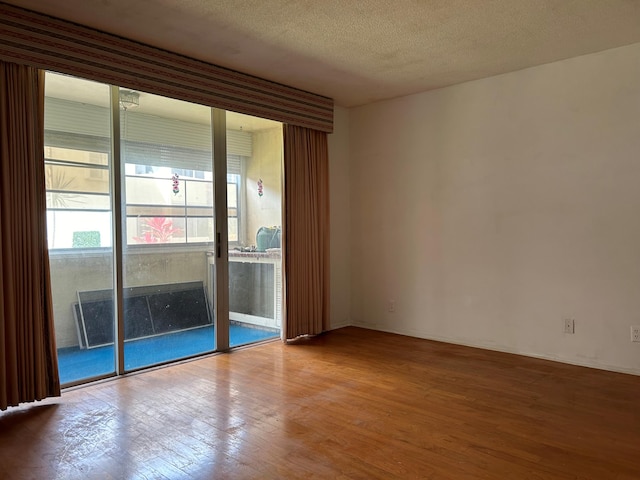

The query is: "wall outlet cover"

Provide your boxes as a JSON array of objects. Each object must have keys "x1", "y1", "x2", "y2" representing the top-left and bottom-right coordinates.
[
  {"x1": 564, "y1": 318, "x2": 575, "y2": 334},
  {"x1": 387, "y1": 300, "x2": 396, "y2": 313}
]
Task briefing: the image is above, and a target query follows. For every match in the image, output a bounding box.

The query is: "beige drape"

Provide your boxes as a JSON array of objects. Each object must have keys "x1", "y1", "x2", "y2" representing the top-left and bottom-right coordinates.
[
  {"x1": 0, "y1": 61, "x2": 60, "y2": 411},
  {"x1": 282, "y1": 125, "x2": 330, "y2": 340}
]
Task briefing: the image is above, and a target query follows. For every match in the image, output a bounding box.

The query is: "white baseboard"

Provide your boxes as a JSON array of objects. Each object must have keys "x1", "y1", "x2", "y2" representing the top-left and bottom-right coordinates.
[{"x1": 349, "y1": 321, "x2": 640, "y2": 377}]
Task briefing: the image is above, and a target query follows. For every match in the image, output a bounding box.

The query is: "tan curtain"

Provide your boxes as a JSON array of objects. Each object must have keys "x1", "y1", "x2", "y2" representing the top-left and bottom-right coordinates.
[
  {"x1": 282, "y1": 124, "x2": 330, "y2": 340},
  {"x1": 0, "y1": 61, "x2": 60, "y2": 411}
]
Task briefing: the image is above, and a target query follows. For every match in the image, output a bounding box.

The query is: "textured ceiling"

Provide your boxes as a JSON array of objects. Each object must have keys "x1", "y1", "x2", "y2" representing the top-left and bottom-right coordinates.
[{"x1": 5, "y1": 0, "x2": 640, "y2": 107}]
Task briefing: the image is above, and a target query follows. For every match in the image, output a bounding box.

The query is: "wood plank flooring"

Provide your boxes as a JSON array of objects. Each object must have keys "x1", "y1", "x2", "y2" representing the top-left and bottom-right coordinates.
[{"x1": 1, "y1": 327, "x2": 639, "y2": 479}]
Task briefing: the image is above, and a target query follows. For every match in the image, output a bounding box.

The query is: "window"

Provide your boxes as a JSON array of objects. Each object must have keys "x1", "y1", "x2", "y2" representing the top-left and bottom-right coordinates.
[
  {"x1": 44, "y1": 79, "x2": 113, "y2": 249},
  {"x1": 120, "y1": 90, "x2": 214, "y2": 246},
  {"x1": 124, "y1": 164, "x2": 214, "y2": 245},
  {"x1": 226, "y1": 154, "x2": 245, "y2": 244},
  {"x1": 44, "y1": 77, "x2": 252, "y2": 249}
]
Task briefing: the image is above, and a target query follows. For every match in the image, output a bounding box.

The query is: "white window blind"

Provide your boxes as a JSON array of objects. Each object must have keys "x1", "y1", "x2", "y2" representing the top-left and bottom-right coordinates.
[{"x1": 45, "y1": 96, "x2": 251, "y2": 173}]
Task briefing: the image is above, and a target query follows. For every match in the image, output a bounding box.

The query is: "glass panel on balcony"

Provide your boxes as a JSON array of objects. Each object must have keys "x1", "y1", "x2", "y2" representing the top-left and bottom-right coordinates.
[
  {"x1": 121, "y1": 90, "x2": 216, "y2": 370},
  {"x1": 45, "y1": 72, "x2": 116, "y2": 385},
  {"x1": 226, "y1": 112, "x2": 283, "y2": 347}
]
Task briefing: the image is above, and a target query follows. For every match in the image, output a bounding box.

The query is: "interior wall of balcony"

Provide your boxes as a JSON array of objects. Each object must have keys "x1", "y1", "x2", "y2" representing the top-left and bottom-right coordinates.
[
  {"x1": 244, "y1": 127, "x2": 283, "y2": 247},
  {"x1": 51, "y1": 249, "x2": 210, "y2": 348}
]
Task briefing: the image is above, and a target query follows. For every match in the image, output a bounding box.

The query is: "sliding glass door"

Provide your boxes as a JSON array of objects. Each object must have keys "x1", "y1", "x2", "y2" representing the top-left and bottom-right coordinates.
[
  {"x1": 226, "y1": 113, "x2": 283, "y2": 347},
  {"x1": 45, "y1": 72, "x2": 283, "y2": 386},
  {"x1": 45, "y1": 73, "x2": 116, "y2": 384},
  {"x1": 120, "y1": 90, "x2": 216, "y2": 370}
]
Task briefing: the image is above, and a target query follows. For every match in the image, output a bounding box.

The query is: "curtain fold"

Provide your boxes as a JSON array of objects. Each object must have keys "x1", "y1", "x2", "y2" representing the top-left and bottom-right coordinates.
[
  {"x1": 282, "y1": 124, "x2": 330, "y2": 340},
  {"x1": 1, "y1": 60, "x2": 60, "y2": 411}
]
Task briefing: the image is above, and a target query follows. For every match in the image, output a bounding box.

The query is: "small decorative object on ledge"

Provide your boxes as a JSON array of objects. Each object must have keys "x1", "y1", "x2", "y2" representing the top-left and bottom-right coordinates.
[
  {"x1": 256, "y1": 226, "x2": 281, "y2": 252},
  {"x1": 172, "y1": 173, "x2": 180, "y2": 195},
  {"x1": 257, "y1": 178, "x2": 263, "y2": 197}
]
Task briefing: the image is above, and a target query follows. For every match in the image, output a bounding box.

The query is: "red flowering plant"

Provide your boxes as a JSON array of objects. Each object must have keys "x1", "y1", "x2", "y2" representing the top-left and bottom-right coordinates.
[{"x1": 133, "y1": 217, "x2": 183, "y2": 243}]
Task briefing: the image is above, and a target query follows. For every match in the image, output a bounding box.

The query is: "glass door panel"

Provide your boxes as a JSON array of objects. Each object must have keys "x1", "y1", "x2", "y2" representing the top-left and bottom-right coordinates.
[
  {"x1": 226, "y1": 112, "x2": 283, "y2": 347},
  {"x1": 121, "y1": 90, "x2": 215, "y2": 370},
  {"x1": 45, "y1": 72, "x2": 116, "y2": 385},
  {"x1": 46, "y1": 73, "x2": 286, "y2": 386}
]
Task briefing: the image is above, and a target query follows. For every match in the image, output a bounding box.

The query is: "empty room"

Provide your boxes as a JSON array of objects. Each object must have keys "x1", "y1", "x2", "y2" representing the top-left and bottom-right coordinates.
[{"x1": 1, "y1": 1, "x2": 639, "y2": 478}]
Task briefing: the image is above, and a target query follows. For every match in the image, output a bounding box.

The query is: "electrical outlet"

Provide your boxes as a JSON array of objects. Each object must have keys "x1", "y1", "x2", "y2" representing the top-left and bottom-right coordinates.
[
  {"x1": 388, "y1": 300, "x2": 396, "y2": 313},
  {"x1": 631, "y1": 326, "x2": 640, "y2": 342},
  {"x1": 563, "y1": 318, "x2": 575, "y2": 334}
]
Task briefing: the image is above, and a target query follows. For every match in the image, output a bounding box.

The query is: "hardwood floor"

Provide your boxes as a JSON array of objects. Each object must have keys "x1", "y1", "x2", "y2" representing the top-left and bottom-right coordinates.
[{"x1": 1, "y1": 327, "x2": 639, "y2": 479}]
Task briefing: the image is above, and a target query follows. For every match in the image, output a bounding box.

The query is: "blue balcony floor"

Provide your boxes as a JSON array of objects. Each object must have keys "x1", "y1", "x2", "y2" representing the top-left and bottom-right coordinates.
[{"x1": 57, "y1": 323, "x2": 279, "y2": 385}]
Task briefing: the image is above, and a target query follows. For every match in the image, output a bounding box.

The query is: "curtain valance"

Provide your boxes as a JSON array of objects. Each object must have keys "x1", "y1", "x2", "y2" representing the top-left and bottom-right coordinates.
[{"x1": 0, "y1": 2, "x2": 334, "y2": 132}]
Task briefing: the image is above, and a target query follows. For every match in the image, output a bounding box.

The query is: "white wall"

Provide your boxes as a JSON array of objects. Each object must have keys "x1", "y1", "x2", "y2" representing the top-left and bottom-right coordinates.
[
  {"x1": 328, "y1": 106, "x2": 352, "y2": 329},
  {"x1": 348, "y1": 43, "x2": 640, "y2": 375}
]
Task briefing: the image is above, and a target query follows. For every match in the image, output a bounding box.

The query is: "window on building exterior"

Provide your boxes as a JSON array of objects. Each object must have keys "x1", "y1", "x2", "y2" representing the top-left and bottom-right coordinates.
[{"x1": 44, "y1": 74, "x2": 250, "y2": 249}]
